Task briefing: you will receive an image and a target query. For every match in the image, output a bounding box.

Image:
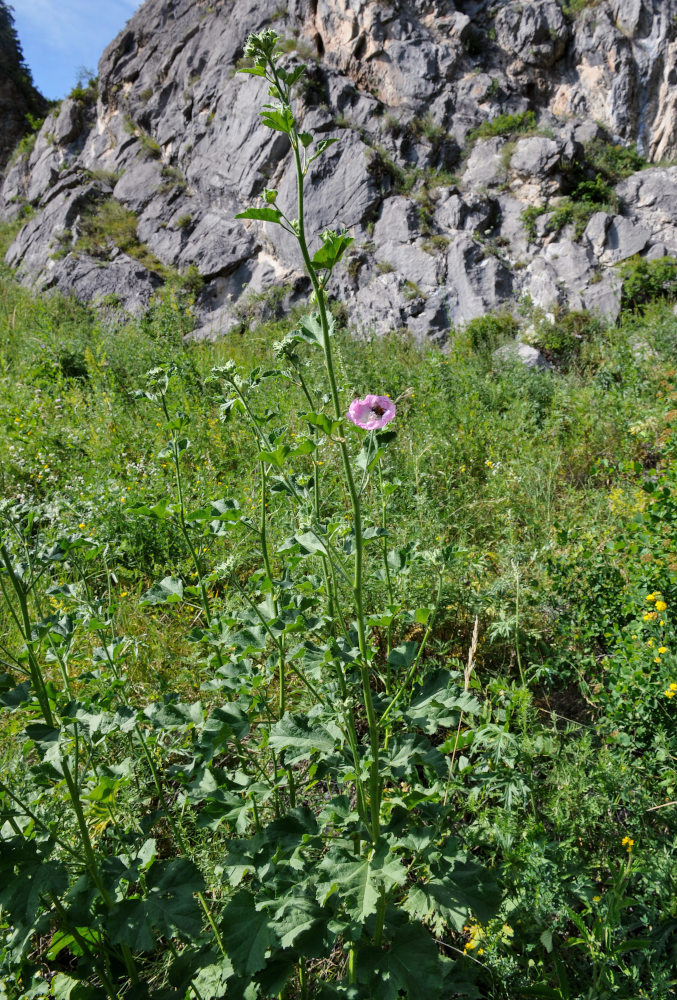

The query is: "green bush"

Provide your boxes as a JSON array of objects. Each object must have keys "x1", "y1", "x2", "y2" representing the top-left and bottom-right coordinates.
[
  {"x1": 463, "y1": 312, "x2": 519, "y2": 352},
  {"x1": 584, "y1": 137, "x2": 647, "y2": 181},
  {"x1": 619, "y1": 255, "x2": 677, "y2": 311},
  {"x1": 468, "y1": 110, "x2": 537, "y2": 144},
  {"x1": 532, "y1": 309, "x2": 604, "y2": 371},
  {"x1": 522, "y1": 174, "x2": 618, "y2": 242}
]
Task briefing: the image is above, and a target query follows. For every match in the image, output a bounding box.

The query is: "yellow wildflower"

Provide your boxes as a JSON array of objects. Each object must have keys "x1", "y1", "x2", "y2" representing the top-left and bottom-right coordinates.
[
  {"x1": 621, "y1": 836, "x2": 634, "y2": 851},
  {"x1": 658, "y1": 647, "x2": 668, "y2": 654},
  {"x1": 656, "y1": 600, "x2": 667, "y2": 612}
]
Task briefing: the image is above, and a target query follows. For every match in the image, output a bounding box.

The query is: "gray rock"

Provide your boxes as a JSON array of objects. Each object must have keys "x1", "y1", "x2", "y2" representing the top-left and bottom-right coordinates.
[
  {"x1": 601, "y1": 216, "x2": 651, "y2": 264},
  {"x1": 583, "y1": 212, "x2": 611, "y2": 254},
  {"x1": 510, "y1": 137, "x2": 562, "y2": 178},
  {"x1": 48, "y1": 252, "x2": 160, "y2": 313},
  {"x1": 6, "y1": 181, "x2": 105, "y2": 274},
  {"x1": 615, "y1": 168, "x2": 677, "y2": 250},
  {"x1": 179, "y1": 212, "x2": 255, "y2": 279},
  {"x1": 54, "y1": 99, "x2": 82, "y2": 146},
  {"x1": 113, "y1": 161, "x2": 164, "y2": 213},
  {"x1": 524, "y1": 257, "x2": 563, "y2": 311},
  {"x1": 645, "y1": 243, "x2": 669, "y2": 261},
  {"x1": 351, "y1": 272, "x2": 415, "y2": 339},
  {"x1": 375, "y1": 239, "x2": 441, "y2": 288},
  {"x1": 543, "y1": 239, "x2": 596, "y2": 287},
  {"x1": 435, "y1": 192, "x2": 497, "y2": 236},
  {"x1": 493, "y1": 342, "x2": 552, "y2": 371},
  {"x1": 265, "y1": 132, "x2": 379, "y2": 267},
  {"x1": 582, "y1": 272, "x2": 622, "y2": 321},
  {"x1": 445, "y1": 234, "x2": 513, "y2": 325},
  {"x1": 462, "y1": 138, "x2": 507, "y2": 189},
  {"x1": 563, "y1": 0, "x2": 677, "y2": 160},
  {"x1": 495, "y1": 0, "x2": 569, "y2": 67},
  {"x1": 372, "y1": 197, "x2": 420, "y2": 245},
  {"x1": 3, "y1": 0, "x2": 677, "y2": 337}
]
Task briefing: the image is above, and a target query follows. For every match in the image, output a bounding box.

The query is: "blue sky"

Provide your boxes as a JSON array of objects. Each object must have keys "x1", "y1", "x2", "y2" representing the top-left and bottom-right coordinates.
[{"x1": 13, "y1": 0, "x2": 142, "y2": 100}]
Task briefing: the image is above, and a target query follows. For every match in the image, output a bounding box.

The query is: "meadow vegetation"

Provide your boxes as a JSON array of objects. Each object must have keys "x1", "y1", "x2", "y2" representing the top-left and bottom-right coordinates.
[{"x1": 0, "y1": 32, "x2": 676, "y2": 1000}]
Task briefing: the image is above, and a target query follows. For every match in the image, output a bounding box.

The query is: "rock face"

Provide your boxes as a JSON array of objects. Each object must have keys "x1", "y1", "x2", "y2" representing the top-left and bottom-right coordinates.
[
  {"x1": 2, "y1": 0, "x2": 677, "y2": 334},
  {"x1": 0, "y1": 2, "x2": 47, "y2": 175}
]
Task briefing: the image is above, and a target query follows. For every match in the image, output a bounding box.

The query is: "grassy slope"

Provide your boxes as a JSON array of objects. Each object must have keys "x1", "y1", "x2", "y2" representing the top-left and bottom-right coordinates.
[{"x1": 1, "y1": 219, "x2": 676, "y2": 996}]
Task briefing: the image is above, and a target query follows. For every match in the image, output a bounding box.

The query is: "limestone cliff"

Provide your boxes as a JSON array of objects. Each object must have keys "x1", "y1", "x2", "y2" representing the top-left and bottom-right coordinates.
[{"x1": 2, "y1": 0, "x2": 676, "y2": 338}]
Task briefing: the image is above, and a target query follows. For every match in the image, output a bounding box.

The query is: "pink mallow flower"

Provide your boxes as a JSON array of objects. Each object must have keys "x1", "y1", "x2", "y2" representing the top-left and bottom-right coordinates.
[{"x1": 347, "y1": 394, "x2": 396, "y2": 430}]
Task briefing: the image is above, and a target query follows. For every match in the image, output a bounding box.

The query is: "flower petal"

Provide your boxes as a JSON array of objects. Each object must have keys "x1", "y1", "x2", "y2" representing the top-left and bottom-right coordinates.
[{"x1": 347, "y1": 394, "x2": 396, "y2": 430}]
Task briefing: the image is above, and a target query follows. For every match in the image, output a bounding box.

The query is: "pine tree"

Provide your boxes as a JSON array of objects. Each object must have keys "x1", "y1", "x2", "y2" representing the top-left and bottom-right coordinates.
[{"x1": 0, "y1": 1, "x2": 45, "y2": 112}]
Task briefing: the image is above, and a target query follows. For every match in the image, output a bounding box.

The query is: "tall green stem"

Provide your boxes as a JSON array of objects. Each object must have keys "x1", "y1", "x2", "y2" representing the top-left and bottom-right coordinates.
[{"x1": 282, "y1": 126, "x2": 382, "y2": 841}]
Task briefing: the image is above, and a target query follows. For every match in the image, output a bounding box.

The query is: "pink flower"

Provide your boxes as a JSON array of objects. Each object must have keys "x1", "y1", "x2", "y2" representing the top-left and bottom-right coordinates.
[{"x1": 347, "y1": 394, "x2": 396, "y2": 430}]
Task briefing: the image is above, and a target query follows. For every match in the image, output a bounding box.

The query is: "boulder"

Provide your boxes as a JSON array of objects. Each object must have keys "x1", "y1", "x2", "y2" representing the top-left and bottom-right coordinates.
[
  {"x1": 48, "y1": 252, "x2": 160, "y2": 313},
  {"x1": 462, "y1": 138, "x2": 507, "y2": 189},
  {"x1": 372, "y1": 196, "x2": 420, "y2": 245},
  {"x1": 493, "y1": 341, "x2": 552, "y2": 371},
  {"x1": 445, "y1": 234, "x2": 513, "y2": 325},
  {"x1": 600, "y1": 216, "x2": 651, "y2": 265},
  {"x1": 582, "y1": 272, "x2": 622, "y2": 321},
  {"x1": 615, "y1": 168, "x2": 677, "y2": 250},
  {"x1": 54, "y1": 99, "x2": 83, "y2": 146},
  {"x1": 510, "y1": 137, "x2": 562, "y2": 178},
  {"x1": 495, "y1": 0, "x2": 569, "y2": 67}
]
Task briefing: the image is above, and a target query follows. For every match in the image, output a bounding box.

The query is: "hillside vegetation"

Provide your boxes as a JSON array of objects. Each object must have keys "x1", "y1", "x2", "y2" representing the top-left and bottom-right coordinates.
[
  {"x1": 1, "y1": 30, "x2": 677, "y2": 997},
  {"x1": 1, "y1": 205, "x2": 676, "y2": 995}
]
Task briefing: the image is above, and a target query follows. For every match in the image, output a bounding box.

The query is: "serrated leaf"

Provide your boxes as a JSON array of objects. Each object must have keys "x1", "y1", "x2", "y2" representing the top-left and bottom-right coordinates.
[
  {"x1": 272, "y1": 894, "x2": 328, "y2": 954},
  {"x1": 186, "y1": 498, "x2": 241, "y2": 524},
  {"x1": 311, "y1": 231, "x2": 353, "y2": 271},
  {"x1": 24, "y1": 723, "x2": 62, "y2": 767},
  {"x1": 260, "y1": 106, "x2": 294, "y2": 133},
  {"x1": 108, "y1": 859, "x2": 204, "y2": 951},
  {"x1": 307, "y1": 137, "x2": 340, "y2": 168},
  {"x1": 356, "y1": 920, "x2": 445, "y2": 1000},
  {"x1": 269, "y1": 713, "x2": 340, "y2": 762},
  {"x1": 146, "y1": 699, "x2": 203, "y2": 730},
  {"x1": 387, "y1": 641, "x2": 419, "y2": 670},
  {"x1": 300, "y1": 411, "x2": 341, "y2": 436},
  {"x1": 198, "y1": 704, "x2": 250, "y2": 758},
  {"x1": 0, "y1": 678, "x2": 32, "y2": 709},
  {"x1": 403, "y1": 859, "x2": 500, "y2": 932},
  {"x1": 257, "y1": 444, "x2": 290, "y2": 468},
  {"x1": 129, "y1": 498, "x2": 173, "y2": 520},
  {"x1": 403, "y1": 669, "x2": 480, "y2": 734},
  {"x1": 297, "y1": 310, "x2": 335, "y2": 346},
  {"x1": 140, "y1": 576, "x2": 184, "y2": 606},
  {"x1": 414, "y1": 606, "x2": 433, "y2": 624},
  {"x1": 235, "y1": 207, "x2": 283, "y2": 224},
  {"x1": 221, "y1": 889, "x2": 275, "y2": 975},
  {"x1": 319, "y1": 842, "x2": 407, "y2": 921}
]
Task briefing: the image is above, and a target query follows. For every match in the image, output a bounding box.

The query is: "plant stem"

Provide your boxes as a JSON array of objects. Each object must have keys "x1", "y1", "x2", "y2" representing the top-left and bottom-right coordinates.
[
  {"x1": 378, "y1": 459, "x2": 396, "y2": 679},
  {"x1": 287, "y1": 113, "x2": 381, "y2": 842},
  {"x1": 513, "y1": 560, "x2": 526, "y2": 687}
]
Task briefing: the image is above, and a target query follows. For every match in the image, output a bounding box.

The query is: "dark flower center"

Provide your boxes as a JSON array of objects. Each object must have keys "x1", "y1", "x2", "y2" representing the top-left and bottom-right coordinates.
[{"x1": 371, "y1": 404, "x2": 385, "y2": 416}]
